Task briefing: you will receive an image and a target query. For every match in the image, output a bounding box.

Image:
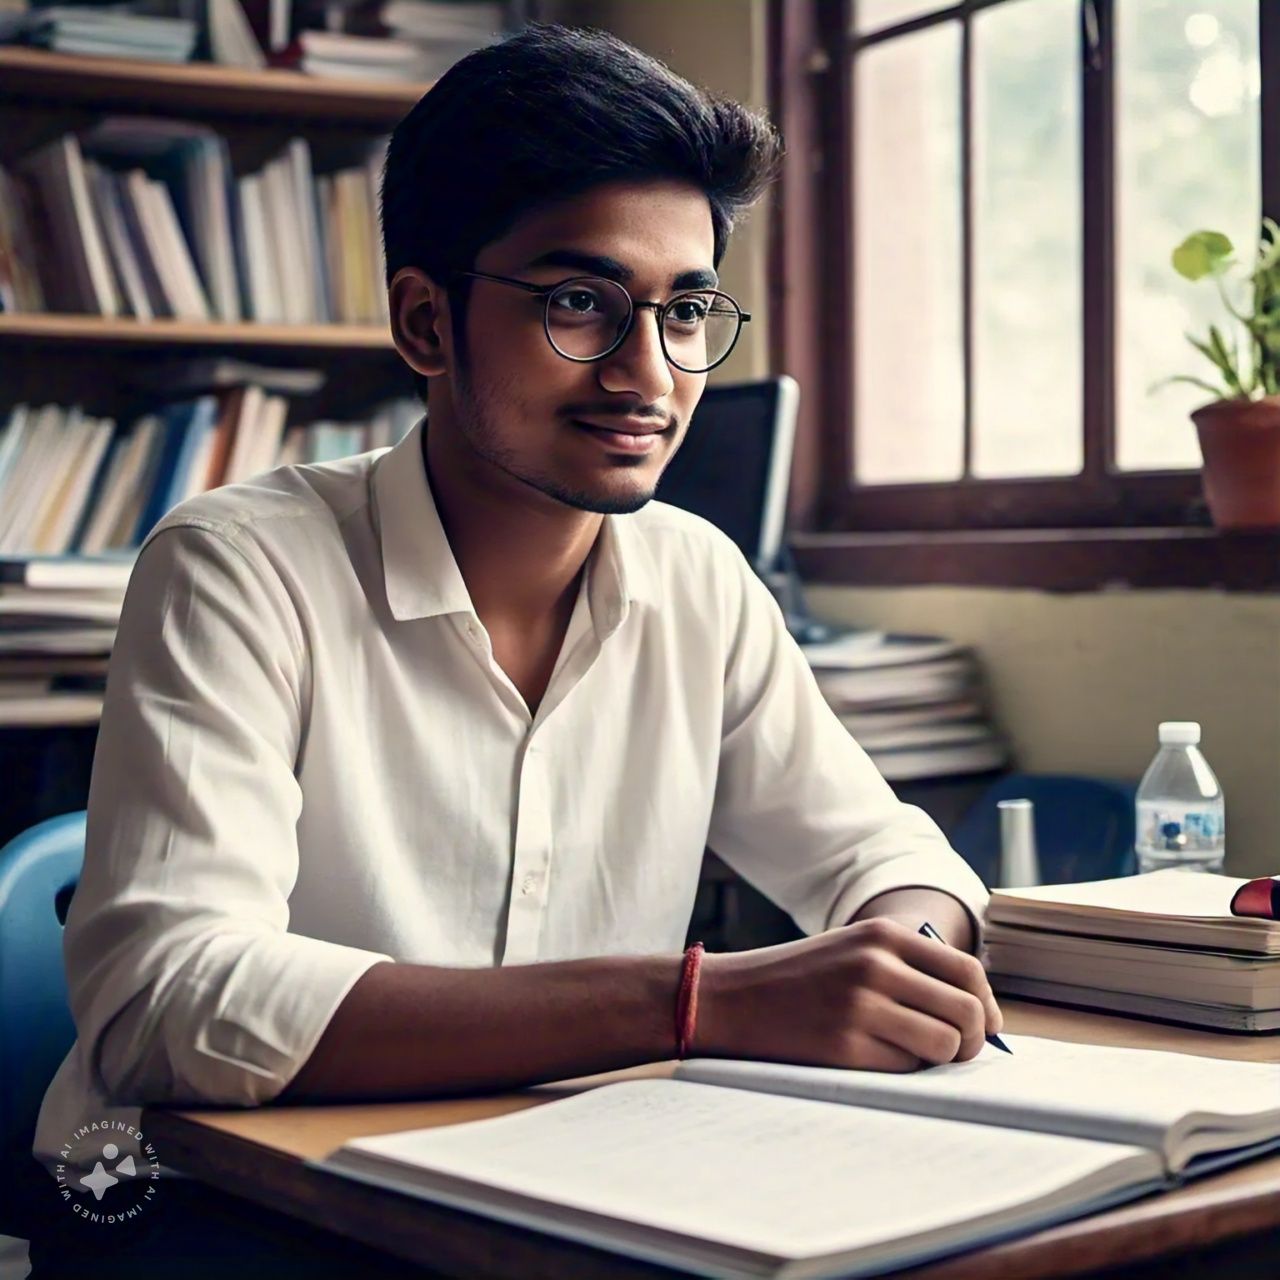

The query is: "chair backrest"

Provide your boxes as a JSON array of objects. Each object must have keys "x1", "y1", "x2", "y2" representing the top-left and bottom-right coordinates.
[
  {"x1": 948, "y1": 774, "x2": 1137, "y2": 888},
  {"x1": 0, "y1": 812, "x2": 85, "y2": 1176}
]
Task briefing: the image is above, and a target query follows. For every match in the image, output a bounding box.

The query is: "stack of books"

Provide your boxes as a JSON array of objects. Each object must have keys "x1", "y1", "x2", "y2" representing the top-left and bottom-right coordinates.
[
  {"x1": 289, "y1": 27, "x2": 443, "y2": 82},
  {"x1": 1, "y1": 121, "x2": 387, "y2": 325},
  {"x1": 0, "y1": 555, "x2": 128, "y2": 724},
  {"x1": 289, "y1": 0, "x2": 502, "y2": 81},
  {"x1": 0, "y1": 391, "x2": 420, "y2": 558},
  {"x1": 801, "y1": 633, "x2": 1008, "y2": 781},
  {"x1": 985, "y1": 870, "x2": 1280, "y2": 1031},
  {"x1": 16, "y1": 4, "x2": 198, "y2": 62}
]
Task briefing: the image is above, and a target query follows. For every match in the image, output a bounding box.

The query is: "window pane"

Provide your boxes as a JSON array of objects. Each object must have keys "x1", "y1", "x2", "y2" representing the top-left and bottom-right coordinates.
[
  {"x1": 853, "y1": 1, "x2": 950, "y2": 37},
  {"x1": 1116, "y1": 0, "x2": 1260, "y2": 471},
  {"x1": 853, "y1": 25, "x2": 964, "y2": 484},
  {"x1": 971, "y1": 0, "x2": 1083, "y2": 478}
]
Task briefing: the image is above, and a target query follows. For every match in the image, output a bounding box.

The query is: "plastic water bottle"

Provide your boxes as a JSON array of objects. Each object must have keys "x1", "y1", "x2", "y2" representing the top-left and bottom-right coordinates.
[{"x1": 1135, "y1": 722, "x2": 1225, "y2": 874}]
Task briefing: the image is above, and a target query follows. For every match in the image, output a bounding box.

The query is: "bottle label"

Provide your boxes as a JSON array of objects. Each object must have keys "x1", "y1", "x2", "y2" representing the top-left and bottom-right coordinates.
[{"x1": 1139, "y1": 807, "x2": 1225, "y2": 852}]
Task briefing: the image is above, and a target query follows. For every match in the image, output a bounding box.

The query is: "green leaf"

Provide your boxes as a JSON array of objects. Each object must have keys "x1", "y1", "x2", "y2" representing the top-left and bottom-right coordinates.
[
  {"x1": 1172, "y1": 230, "x2": 1235, "y2": 280},
  {"x1": 1186, "y1": 332, "x2": 1233, "y2": 380},
  {"x1": 1149, "y1": 374, "x2": 1231, "y2": 398},
  {"x1": 1207, "y1": 324, "x2": 1242, "y2": 391}
]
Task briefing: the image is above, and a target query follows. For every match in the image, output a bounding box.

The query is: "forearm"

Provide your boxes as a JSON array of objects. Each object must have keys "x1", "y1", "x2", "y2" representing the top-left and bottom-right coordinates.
[
  {"x1": 850, "y1": 886, "x2": 977, "y2": 953},
  {"x1": 280, "y1": 953, "x2": 682, "y2": 1103}
]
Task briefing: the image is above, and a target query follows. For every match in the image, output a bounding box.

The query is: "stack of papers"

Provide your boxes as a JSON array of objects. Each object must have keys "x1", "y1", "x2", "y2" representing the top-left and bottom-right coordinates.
[
  {"x1": 801, "y1": 633, "x2": 1008, "y2": 781},
  {"x1": 986, "y1": 871, "x2": 1280, "y2": 1031}
]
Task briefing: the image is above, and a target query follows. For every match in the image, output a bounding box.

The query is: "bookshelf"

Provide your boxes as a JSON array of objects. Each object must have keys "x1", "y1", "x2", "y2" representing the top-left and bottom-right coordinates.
[
  {"x1": 0, "y1": 313, "x2": 395, "y2": 351},
  {"x1": 0, "y1": 44, "x2": 419, "y2": 481},
  {"x1": 0, "y1": 43, "x2": 426, "y2": 766},
  {"x1": 0, "y1": 47, "x2": 429, "y2": 123}
]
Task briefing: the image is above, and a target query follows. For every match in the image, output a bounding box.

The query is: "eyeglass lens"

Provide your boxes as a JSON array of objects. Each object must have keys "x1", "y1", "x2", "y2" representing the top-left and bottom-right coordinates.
[{"x1": 545, "y1": 278, "x2": 740, "y2": 371}]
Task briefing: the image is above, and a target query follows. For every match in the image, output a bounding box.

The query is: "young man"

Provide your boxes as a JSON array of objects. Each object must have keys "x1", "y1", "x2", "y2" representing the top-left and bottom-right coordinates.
[{"x1": 31, "y1": 23, "x2": 998, "y2": 1273}]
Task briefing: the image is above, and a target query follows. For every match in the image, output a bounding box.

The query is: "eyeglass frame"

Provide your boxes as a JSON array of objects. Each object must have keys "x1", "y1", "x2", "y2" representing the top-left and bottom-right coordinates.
[{"x1": 451, "y1": 269, "x2": 751, "y2": 374}]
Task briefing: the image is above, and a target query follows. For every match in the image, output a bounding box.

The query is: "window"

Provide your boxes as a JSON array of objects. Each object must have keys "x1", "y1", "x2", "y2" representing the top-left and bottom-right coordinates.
[{"x1": 789, "y1": 0, "x2": 1267, "y2": 532}]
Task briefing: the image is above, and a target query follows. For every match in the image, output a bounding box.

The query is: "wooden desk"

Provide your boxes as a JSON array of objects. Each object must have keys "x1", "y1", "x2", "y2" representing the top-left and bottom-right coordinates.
[{"x1": 143, "y1": 1002, "x2": 1280, "y2": 1279}]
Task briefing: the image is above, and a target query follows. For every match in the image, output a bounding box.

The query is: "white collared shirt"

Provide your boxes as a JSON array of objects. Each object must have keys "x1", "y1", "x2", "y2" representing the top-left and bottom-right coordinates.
[{"x1": 35, "y1": 419, "x2": 986, "y2": 1175}]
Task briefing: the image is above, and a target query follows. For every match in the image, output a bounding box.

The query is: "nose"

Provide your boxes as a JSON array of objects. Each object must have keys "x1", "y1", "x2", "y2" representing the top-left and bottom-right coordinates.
[{"x1": 595, "y1": 305, "x2": 676, "y2": 403}]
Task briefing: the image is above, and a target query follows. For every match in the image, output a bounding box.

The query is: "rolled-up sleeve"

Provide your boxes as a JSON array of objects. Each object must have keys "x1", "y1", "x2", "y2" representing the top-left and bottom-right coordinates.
[
  {"x1": 706, "y1": 554, "x2": 988, "y2": 940},
  {"x1": 65, "y1": 520, "x2": 391, "y2": 1108}
]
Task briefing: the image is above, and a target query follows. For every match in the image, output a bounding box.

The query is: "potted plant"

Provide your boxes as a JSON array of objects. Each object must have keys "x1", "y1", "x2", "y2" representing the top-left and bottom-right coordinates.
[{"x1": 1167, "y1": 218, "x2": 1280, "y2": 528}]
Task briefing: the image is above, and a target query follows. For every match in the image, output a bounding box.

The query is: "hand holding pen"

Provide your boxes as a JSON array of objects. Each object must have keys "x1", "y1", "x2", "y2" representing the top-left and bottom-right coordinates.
[
  {"x1": 692, "y1": 916, "x2": 1006, "y2": 1072},
  {"x1": 919, "y1": 921, "x2": 1012, "y2": 1055}
]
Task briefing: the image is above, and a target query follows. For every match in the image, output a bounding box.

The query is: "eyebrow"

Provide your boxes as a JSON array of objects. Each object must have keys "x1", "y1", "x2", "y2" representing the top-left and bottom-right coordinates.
[{"x1": 523, "y1": 249, "x2": 718, "y2": 291}]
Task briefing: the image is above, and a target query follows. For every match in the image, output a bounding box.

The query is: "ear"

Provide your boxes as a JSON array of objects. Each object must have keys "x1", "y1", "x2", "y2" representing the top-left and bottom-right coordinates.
[{"x1": 389, "y1": 267, "x2": 453, "y2": 379}]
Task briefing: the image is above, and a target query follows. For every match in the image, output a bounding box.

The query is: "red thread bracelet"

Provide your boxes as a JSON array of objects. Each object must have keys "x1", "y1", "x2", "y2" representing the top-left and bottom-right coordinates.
[{"x1": 675, "y1": 941, "x2": 705, "y2": 1059}]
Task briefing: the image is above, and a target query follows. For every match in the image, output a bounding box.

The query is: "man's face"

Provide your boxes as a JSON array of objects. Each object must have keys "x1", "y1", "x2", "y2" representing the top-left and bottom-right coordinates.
[{"x1": 443, "y1": 178, "x2": 716, "y2": 515}]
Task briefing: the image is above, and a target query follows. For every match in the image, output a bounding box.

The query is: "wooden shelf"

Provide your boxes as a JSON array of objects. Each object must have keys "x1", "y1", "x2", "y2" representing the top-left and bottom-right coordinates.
[
  {"x1": 0, "y1": 313, "x2": 397, "y2": 352},
  {"x1": 0, "y1": 47, "x2": 430, "y2": 125}
]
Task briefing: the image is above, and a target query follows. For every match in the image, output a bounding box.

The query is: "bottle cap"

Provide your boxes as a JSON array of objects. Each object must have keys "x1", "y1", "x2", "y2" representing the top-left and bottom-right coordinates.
[{"x1": 1158, "y1": 721, "x2": 1201, "y2": 745}]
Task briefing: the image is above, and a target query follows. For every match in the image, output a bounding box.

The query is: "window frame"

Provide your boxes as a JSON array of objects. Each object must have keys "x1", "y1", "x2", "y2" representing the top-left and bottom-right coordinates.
[{"x1": 771, "y1": 0, "x2": 1280, "y2": 539}]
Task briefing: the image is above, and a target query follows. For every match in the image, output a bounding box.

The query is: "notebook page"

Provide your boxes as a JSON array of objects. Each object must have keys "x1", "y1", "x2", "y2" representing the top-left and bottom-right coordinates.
[
  {"x1": 676, "y1": 1035, "x2": 1280, "y2": 1165},
  {"x1": 333, "y1": 1079, "x2": 1160, "y2": 1266}
]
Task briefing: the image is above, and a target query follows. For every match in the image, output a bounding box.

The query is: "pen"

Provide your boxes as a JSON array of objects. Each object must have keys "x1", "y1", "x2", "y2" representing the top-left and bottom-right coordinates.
[{"x1": 918, "y1": 920, "x2": 1013, "y2": 1055}]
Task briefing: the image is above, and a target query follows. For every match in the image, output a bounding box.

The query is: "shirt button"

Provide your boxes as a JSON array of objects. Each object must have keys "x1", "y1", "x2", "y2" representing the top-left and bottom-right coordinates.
[{"x1": 521, "y1": 873, "x2": 538, "y2": 896}]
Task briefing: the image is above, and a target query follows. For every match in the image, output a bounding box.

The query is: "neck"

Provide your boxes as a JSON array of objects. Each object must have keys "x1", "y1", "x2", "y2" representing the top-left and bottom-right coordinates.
[{"x1": 422, "y1": 420, "x2": 601, "y2": 628}]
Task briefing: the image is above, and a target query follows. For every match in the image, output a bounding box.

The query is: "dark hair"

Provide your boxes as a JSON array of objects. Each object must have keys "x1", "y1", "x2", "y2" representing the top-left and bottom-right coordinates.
[{"x1": 379, "y1": 23, "x2": 783, "y2": 402}]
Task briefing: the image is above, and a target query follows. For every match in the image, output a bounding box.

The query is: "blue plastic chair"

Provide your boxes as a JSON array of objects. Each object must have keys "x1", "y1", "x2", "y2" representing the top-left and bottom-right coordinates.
[
  {"x1": 0, "y1": 811, "x2": 85, "y2": 1239},
  {"x1": 948, "y1": 774, "x2": 1137, "y2": 889}
]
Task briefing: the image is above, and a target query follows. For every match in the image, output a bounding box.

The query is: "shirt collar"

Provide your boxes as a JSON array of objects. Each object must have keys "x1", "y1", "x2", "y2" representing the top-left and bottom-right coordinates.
[{"x1": 373, "y1": 417, "x2": 660, "y2": 625}]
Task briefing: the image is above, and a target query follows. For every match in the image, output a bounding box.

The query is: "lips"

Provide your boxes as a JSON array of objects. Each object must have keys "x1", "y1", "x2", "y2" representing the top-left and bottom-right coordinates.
[
  {"x1": 572, "y1": 419, "x2": 665, "y2": 454},
  {"x1": 572, "y1": 418, "x2": 667, "y2": 436}
]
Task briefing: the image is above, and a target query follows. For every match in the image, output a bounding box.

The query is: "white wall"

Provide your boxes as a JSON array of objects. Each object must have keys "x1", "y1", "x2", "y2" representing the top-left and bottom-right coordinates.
[{"x1": 809, "y1": 586, "x2": 1280, "y2": 878}]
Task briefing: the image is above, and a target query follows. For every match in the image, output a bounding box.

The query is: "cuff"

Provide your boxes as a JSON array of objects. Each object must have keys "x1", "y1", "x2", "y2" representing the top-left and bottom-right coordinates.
[{"x1": 177, "y1": 933, "x2": 393, "y2": 1105}]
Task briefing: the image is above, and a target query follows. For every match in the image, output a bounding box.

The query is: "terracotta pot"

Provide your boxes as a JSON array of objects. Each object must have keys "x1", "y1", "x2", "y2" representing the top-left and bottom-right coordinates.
[{"x1": 1190, "y1": 396, "x2": 1280, "y2": 529}]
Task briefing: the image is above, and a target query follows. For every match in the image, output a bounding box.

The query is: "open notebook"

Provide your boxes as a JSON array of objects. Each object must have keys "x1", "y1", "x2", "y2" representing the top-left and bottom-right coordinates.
[{"x1": 313, "y1": 1036, "x2": 1280, "y2": 1280}]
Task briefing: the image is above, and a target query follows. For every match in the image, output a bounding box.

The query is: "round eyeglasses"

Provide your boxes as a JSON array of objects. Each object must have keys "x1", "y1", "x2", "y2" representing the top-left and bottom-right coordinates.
[{"x1": 455, "y1": 270, "x2": 750, "y2": 374}]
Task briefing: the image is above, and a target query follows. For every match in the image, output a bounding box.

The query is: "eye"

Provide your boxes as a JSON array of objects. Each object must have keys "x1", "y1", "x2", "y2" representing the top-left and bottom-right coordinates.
[
  {"x1": 668, "y1": 296, "x2": 710, "y2": 326},
  {"x1": 551, "y1": 287, "x2": 604, "y2": 315}
]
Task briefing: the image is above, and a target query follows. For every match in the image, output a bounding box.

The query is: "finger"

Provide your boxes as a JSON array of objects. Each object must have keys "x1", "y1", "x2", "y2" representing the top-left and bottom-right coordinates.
[
  {"x1": 879, "y1": 963, "x2": 988, "y2": 1061},
  {"x1": 854, "y1": 988, "x2": 967, "y2": 1066},
  {"x1": 852, "y1": 1032, "x2": 922, "y2": 1074},
  {"x1": 987, "y1": 991, "x2": 1005, "y2": 1036},
  {"x1": 889, "y1": 931, "x2": 1002, "y2": 1031}
]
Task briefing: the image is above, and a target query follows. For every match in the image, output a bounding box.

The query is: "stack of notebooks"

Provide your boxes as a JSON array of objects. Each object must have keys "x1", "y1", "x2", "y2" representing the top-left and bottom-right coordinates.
[
  {"x1": 313, "y1": 1035, "x2": 1280, "y2": 1279},
  {"x1": 985, "y1": 870, "x2": 1280, "y2": 1031},
  {"x1": 0, "y1": 392, "x2": 419, "y2": 559},
  {"x1": 800, "y1": 633, "x2": 1008, "y2": 781},
  {"x1": 0, "y1": 120, "x2": 387, "y2": 326}
]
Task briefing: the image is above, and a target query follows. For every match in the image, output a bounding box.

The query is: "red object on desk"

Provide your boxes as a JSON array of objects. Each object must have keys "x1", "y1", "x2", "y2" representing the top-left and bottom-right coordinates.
[{"x1": 1230, "y1": 876, "x2": 1280, "y2": 920}]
